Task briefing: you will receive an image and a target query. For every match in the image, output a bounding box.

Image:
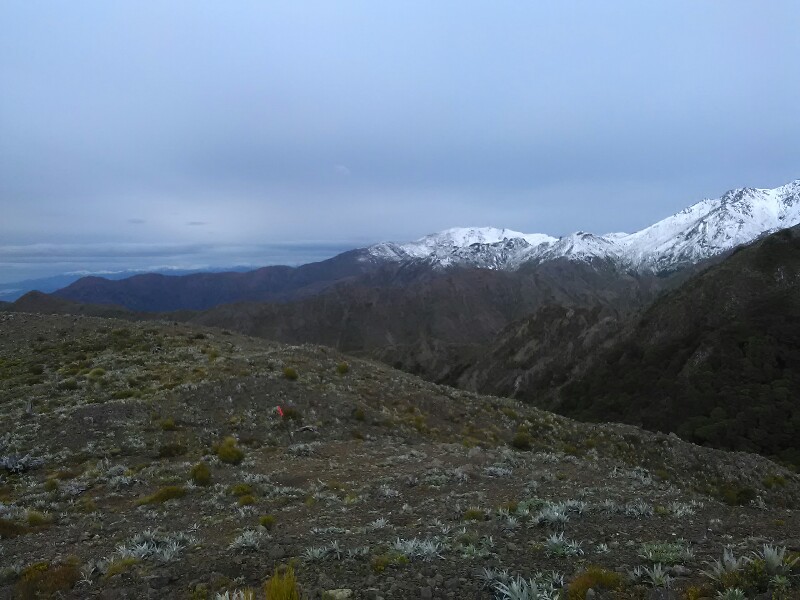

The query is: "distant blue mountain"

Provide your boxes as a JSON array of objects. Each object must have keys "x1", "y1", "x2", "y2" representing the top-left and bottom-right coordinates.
[{"x1": 0, "y1": 267, "x2": 253, "y2": 302}]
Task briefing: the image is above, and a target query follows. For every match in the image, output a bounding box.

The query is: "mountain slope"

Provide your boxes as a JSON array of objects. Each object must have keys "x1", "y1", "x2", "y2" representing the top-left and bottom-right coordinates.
[
  {"x1": 2, "y1": 312, "x2": 799, "y2": 598},
  {"x1": 187, "y1": 258, "x2": 669, "y2": 383},
  {"x1": 554, "y1": 225, "x2": 800, "y2": 466}
]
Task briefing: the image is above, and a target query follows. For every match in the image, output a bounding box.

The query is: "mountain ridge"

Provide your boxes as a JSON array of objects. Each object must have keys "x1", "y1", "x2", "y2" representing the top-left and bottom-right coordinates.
[
  {"x1": 367, "y1": 179, "x2": 800, "y2": 273},
  {"x1": 50, "y1": 179, "x2": 800, "y2": 312}
]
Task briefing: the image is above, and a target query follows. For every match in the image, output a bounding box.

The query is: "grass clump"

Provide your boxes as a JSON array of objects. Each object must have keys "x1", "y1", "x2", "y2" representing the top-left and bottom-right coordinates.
[
  {"x1": 15, "y1": 560, "x2": 80, "y2": 599},
  {"x1": 190, "y1": 462, "x2": 212, "y2": 486},
  {"x1": 510, "y1": 429, "x2": 533, "y2": 451},
  {"x1": 0, "y1": 517, "x2": 27, "y2": 538},
  {"x1": 568, "y1": 566, "x2": 624, "y2": 600},
  {"x1": 135, "y1": 485, "x2": 186, "y2": 505},
  {"x1": 104, "y1": 557, "x2": 140, "y2": 579},
  {"x1": 282, "y1": 367, "x2": 298, "y2": 380},
  {"x1": 160, "y1": 417, "x2": 177, "y2": 431},
  {"x1": 259, "y1": 515, "x2": 276, "y2": 530},
  {"x1": 336, "y1": 361, "x2": 350, "y2": 375},
  {"x1": 463, "y1": 507, "x2": 485, "y2": 522},
  {"x1": 158, "y1": 441, "x2": 188, "y2": 458},
  {"x1": 263, "y1": 564, "x2": 300, "y2": 600},
  {"x1": 229, "y1": 483, "x2": 254, "y2": 496},
  {"x1": 86, "y1": 367, "x2": 106, "y2": 380},
  {"x1": 238, "y1": 494, "x2": 256, "y2": 506},
  {"x1": 371, "y1": 552, "x2": 409, "y2": 573},
  {"x1": 215, "y1": 436, "x2": 245, "y2": 465},
  {"x1": 26, "y1": 511, "x2": 54, "y2": 527}
]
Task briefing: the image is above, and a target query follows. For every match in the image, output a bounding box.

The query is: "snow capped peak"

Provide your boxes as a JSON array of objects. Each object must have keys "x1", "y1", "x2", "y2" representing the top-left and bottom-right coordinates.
[
  {"x1": 365, "y1": 179, "x2": 800, "y2": 272},
  {"x1": 402, "y1": 227, "x2": 555, "y2": 256}
]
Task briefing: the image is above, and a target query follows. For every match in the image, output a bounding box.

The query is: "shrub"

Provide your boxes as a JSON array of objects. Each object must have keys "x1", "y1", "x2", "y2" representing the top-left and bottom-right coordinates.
[
  {"x1": 229, "y1": 483, "x2": 253, "y2": 496},
  {"x1": 104, "y1": 557, "x2": 140, "y2": 579},
  {"x1": 371, "y1": 552, "x2": 408, "y2": 573},
  {"x1": 87, "y1": 368, "x2": 106, "y2": 379},
  {"x1": 511, "y1": 430, "x2": 533, "y2": 451},
  {"x1": 160, "y1": 418, "x2": 177, "y2": 431},
  {"x1": 463, "y1": 508, "x2": 485, "y2": 521},
  {"x1": 15, "y1": 560, "x2": 80, "y2": 598},
  {"x1": 281, "y1": 406, "x2": 302, "y2": 421},
  {"x1": 0, "y1": 517, "x2": 27, "y2": 538},
  {"x1": 136, "y1": 485, "x2": 186, "y2": 505},
  {"x1": 215, "y1": 437, "x2": 245, "y2": 465},
  {"x1": 26, "y1": 511, "x2": 54, "y2": 527},
  {"x1": 59, "y1": 378, "x2": 78, "y2": 391},
  {"x1": 259, "y1": 515, "x2": 276, "y2": 529},
  {"x1": 568, "y1": 566, "x2": 624, "y2": 600},
  {"x1": 336, "y1": 362, "x2": 350, "y2": 375},
  {"x1": 43, "y1": 479, "x2": 59, "y2": 493},
  {"x1": 282, "y1": 367, "x2": 298, "y2": 380},
  {"x1": 190, "y1": 462, "x2": 211, "y2": 486},
  {"x1": 158, "y1": 441, "x2": 187, "y2": 458},
  {"x1": 263, "y1": 564, "x2": 300, "y2": 600},
  {"x1": 238, "y1": 495, "x2": 256, "y2": 506},
  {"x1": 353, "y1": 407, "x2": 366, "y2": 422}
]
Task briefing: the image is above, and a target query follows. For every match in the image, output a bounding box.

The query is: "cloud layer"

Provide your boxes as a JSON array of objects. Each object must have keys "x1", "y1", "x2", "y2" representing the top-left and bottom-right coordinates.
[{"x1": 2, "y1": 1, "x2": 799, "y2": 281}]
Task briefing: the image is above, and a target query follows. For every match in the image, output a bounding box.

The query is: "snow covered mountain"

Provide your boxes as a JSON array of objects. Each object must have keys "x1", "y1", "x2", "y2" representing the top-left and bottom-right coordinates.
[{"x1": 365, "y1": 180, "x2": 800, "y2": 272}]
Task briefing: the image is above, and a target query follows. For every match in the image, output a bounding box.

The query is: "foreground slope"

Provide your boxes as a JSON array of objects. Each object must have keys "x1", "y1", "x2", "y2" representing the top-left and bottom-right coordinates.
[
  {"x1": 1, "y1": 313, "x2": 799, "y2": 599},
  {"x1": 555, "y1": 226, "x2": 800, "y2": 466}
]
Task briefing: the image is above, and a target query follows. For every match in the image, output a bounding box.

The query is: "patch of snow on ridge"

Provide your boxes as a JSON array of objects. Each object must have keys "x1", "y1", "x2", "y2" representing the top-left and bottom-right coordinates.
[
  {"x1": 364, "y1": 180, "x2": 800, "y2": 272},
  {"x1": 397, "y1": 227, "x2": 556, "y2": 258}
]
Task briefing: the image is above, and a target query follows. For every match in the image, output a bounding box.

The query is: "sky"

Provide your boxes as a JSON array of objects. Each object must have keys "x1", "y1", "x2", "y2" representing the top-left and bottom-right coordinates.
[{"x1": 2, "y1": 1, "x2": 800, "y2": 283}]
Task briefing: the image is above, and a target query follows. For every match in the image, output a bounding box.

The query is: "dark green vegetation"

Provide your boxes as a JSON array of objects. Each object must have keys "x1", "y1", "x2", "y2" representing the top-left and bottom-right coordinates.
[{"x1": 559, "y1": 227, "x2": 800, "y2": 467}]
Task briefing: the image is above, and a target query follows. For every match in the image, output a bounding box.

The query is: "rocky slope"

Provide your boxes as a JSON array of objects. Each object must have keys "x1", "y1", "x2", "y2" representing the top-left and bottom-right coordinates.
[{"x1": 1, "y1": 313, "x2": 799, "y2": 599}]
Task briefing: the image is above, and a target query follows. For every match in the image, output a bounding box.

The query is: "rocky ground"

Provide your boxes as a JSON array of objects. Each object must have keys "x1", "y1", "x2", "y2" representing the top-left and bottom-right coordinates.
[{"x1": 1, "y1": 312, "x2": 799, "y2": 599}]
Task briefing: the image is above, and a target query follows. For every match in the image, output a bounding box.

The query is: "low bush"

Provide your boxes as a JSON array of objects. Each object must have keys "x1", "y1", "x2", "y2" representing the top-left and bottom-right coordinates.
[
  {"x1": 263, "y1": 564, "x2": 300, "y2": 600},
  {"x1": 135, "y1": 485, "x2": 186, "y2": 505},
  {"x1": 215, "y1": 437, "x2": 245, "y2": 465},
  {"x1": 190, "y1": 462, "x2": 211, "y2": 486}
]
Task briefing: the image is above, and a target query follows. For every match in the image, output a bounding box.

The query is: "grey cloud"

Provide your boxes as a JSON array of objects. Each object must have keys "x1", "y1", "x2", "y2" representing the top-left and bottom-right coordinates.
[{"x1": 1, "y1": 1, "x2": 799, "y2": 281}]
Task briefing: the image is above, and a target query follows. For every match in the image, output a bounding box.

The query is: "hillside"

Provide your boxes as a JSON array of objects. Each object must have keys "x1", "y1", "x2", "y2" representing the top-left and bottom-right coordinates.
[
  {"x1": 52, "y1": 249, "x2": 382, "y2": 312},
  {"x1": 2, "y1": 313, "x2": 800, "y2": 599},
  {"x1": 187, "y1": 259, "x2": 669, "y2": 383},
  {"x1": 552, "y1": 226, "x2": 800, "y2": 467}
]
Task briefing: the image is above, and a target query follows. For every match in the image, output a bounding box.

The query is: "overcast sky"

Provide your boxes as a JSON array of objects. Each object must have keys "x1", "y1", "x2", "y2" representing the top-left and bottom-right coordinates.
[{"x1": 2, "y1": 1, "x2": 799, "y2": 283}]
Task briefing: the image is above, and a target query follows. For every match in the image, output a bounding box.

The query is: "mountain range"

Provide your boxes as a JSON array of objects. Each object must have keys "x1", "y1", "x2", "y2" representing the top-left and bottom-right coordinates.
[
  {"x1": 49, "y1": 180, "x2": 800, "y2": 313},
  {"x1": 367, "y1": 179, "x2": 800, "y2": 272},
  {"x1": 7, "y1": 179, "x2": 800, "y2": 467}
]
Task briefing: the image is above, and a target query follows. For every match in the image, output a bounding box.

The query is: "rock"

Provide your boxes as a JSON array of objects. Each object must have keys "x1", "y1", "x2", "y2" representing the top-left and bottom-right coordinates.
[
  {"x1": 364, "y1": 589, "x2": 381, "y2": 600},
  {"x1": 421, "y1": 587, "x2": 433, "y2": 599},
  {"x1": 445, "y1": 578, "x2": 459, "y2": 590},
  {"x1": 671, "y1": 565, "x2": 690, "y2": 577},
  {"x1": 268, "y1": 544, "x2": 285, "y2": 559},
  {"x1": 585, "y1": 589, "x2": 596, "y2": 599},
  {"x1": 317, "y1": 574, "x2": 335, "y2": 589},
  {"x1": 322, "y1": 590, "x2": 353, "y2": 600}
]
